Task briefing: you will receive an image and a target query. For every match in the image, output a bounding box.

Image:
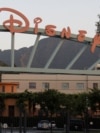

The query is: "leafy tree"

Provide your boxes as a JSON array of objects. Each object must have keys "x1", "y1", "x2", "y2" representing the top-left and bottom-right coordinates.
[
  {"x1": 58, "y1": 93, "x2": 76, "y2": 133},
  {"x1": 37, "y1": 89, "x2": 60, "y2": 116},
  {"x1": 73, "y1": 93, "x2": 89, "y2": 117},
  {"x1": 27, "y1": 91, "x2": 39, "y2": 116},
  {"x1": 16, "y1": 91, "x2": 29, "y2": 133},
  {"x1": 89, "y1": 88, "x2": 100, "y2": 112}
]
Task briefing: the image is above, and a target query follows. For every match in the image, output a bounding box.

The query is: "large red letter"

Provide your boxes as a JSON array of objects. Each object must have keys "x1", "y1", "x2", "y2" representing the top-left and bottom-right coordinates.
[
  {"x1": 45, "y1": 25, "x2": 56, "y2": 36},
  {"x1": 91, "y1": 34, "x2": 100, "y2": 53},
  {"x1": 0, "y1": 7, "x2": 29, "y2": 33},
  {"x1": 61, "y1": 27, "x2": 71, "y2": 38},
  {"x1": 34, "y1": 17, "x2": 42, "y2": 34},
  {"x1": 77, "y1": 30, "x2": 87, "y2": 42}
]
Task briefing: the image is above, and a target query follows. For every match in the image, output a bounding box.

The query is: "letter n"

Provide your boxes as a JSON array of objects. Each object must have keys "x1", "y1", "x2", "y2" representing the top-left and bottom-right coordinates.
[{"x1": 61, "y1": 27, "x2": 71, "y2": 39}]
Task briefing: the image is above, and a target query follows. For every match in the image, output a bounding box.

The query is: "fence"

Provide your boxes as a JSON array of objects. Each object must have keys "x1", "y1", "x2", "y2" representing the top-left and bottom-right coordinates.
[{"x1": 0, "y1": 116, "x2": 100, "y2": 133}]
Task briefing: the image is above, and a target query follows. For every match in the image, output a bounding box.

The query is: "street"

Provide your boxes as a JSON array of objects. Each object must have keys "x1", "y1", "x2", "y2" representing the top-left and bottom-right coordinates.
[
  {"x1": 0, "y1": 128, "x2": 100, "y2": 133},
  {"x1": 0, "y1": 128, "x2": 63, "y2": 133}
]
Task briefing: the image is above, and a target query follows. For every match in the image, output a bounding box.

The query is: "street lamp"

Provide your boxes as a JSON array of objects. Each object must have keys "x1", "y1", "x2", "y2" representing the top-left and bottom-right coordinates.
[
  {"x1": 60, "y1": 105, "x2": 70, "y2": 133},
  {"x1": 85, "y1": 96, "x2": 90, "y2": 133}
]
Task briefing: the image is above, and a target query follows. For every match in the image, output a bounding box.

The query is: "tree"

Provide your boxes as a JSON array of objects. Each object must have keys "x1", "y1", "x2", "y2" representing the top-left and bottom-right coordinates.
[
  {"x1": 37, "y1": 89, "x2": 61, "y2": 133},
  {"x1": 73, "y1": 93, "x2": 89, "y2": 117},
  {"x1": 16, "y1": 91, "x2": 29, "y2": 133},
  {"x1": 59, "y1": 93, "x2": 76, "y2": 133},
  {"x1": 89, "y1": 88, "x2": 100, "y2": 113}
]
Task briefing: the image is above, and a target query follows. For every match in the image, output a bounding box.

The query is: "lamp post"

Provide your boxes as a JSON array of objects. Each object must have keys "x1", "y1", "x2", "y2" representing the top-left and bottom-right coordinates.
[
  {"x1": 85, "y1": 96, "x2": 89, "y2": 133},
  {"x1": 60, "y1": 105, "x2": 70, "y2": 133}
]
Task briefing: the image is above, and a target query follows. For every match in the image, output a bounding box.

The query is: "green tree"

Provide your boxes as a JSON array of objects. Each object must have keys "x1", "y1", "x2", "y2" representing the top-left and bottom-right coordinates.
[
  {"x1": 27, "y1": 91, "x2": 39, "y2": 116},
  {"x1": 37, "y1": 90, "x2": 60, "y2": 117},
  {"x1": 59, "y1": 93, "x2": 76, "y2": 133},
  {"x1": 37, "y1": 89, "x2": 61, "y2": 133},
  {"x1": 73, "y1": 93, "x2": 89, "y2": 117},
  {"x1": 89, "y1": 88, "x2": 100, "y2": 112},
  {"x1": 16, "y1": 91, "x2": 29, "y2": 133}
]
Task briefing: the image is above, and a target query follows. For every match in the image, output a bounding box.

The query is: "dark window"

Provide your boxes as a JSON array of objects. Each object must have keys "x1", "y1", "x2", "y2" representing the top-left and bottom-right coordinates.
[{"x1": 29, "y1": 82, "x2": 36, "y2": 89}]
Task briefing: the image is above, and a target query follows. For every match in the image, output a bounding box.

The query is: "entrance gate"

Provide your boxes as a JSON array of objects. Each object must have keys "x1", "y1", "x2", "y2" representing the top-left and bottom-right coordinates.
[
  {"x1": 0, "y1": 7, "x2": 100, "y2": 75},
  {"x1": 0, "y1": 25, "x2": 100, "y2": 75}
]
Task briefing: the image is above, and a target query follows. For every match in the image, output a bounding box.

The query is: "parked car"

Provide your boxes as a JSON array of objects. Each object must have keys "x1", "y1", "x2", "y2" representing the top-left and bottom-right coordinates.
[
  {"x1": 37, "y1": 120, "x2": 56, "y2": 130},
  {"x1": 70, "y1": 119, "x2": 84, "y2": 131},
  {"x1": 37, "y1": 120, "x2": 50, "y2": 130}
]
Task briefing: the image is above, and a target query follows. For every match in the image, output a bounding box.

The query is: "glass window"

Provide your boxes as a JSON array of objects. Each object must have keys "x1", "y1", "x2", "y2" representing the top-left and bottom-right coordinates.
[
  {"x1": 2, "y1": 86, "x2": 5, "y2": 92},
  {"x1": 42, "y1": 83, "x2": 49, "y2": 89},
  {"x1": 93, "y1": 83, "x2": 98, "y2": 89},
  {"x1": 29, "y1": 82, "x2": 36, "y2": 89},
  {"x1": 77, "y1": 83, "x2": 84, "y2": 89},
  {"x1": 62, "y1": 83, "x2": 69, "y2": 89}
]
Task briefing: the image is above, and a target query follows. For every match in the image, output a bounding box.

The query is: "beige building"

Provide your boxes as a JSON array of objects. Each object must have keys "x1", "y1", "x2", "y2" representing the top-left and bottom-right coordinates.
[{"x1": 1, "y1": 73, "x2": 100, "y2": 94}]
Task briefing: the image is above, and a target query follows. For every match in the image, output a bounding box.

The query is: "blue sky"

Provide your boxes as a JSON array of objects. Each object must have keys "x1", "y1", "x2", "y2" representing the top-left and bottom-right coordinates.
[{"x1": 0, "y1": 0, "x2": 100, "y2": 50}]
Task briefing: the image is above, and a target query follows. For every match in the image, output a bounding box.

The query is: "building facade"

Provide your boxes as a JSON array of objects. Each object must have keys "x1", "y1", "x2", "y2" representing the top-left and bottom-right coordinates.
[
  {"x1": 0, "y1": 82, "x2": 18, "y2": 117},
  {"x1": 1, "y1": 73, "x2": 100, "y2": 94},
  {"x1": 0, "y1": 73, "x2": 100, "y2": 117}
]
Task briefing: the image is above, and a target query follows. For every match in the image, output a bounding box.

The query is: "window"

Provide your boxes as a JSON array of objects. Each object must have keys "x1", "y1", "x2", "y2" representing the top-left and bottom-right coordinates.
[
  {"x1": 93, "y1": 83, "x2": 98, "y2": 89},
  {"x1": 77, "y1": 83, "x2": 84, "y2": 89},
  {"x1": 29, "y1": 82, "x2": 36, "y2": 89},
  {"x1": 62, "y1": 83, "x2": 69, "y2": 89},
  {"x1": 2, "y1": 86, "x2": 5, "y2": 92},
  {"x1": 42, "y1": 82, "x2": 49, "y2": 89},
  {"x1": 17, "y1": 84, "x2": 19, "y2": 89}
]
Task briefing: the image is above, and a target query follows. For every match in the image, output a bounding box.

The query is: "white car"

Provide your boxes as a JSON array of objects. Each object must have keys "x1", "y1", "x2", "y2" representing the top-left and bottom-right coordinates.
[
  {"x1": 37, "y1": 120, "x2": 50, "y2": 130},
  {"x1": 37, "y1": 120, "x2": 56, "y2": 130}
]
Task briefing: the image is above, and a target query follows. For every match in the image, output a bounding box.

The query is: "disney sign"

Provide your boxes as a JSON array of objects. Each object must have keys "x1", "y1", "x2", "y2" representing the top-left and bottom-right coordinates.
[{"x1": 0, "y1": 7, "x2": 99, "y2": 53}]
